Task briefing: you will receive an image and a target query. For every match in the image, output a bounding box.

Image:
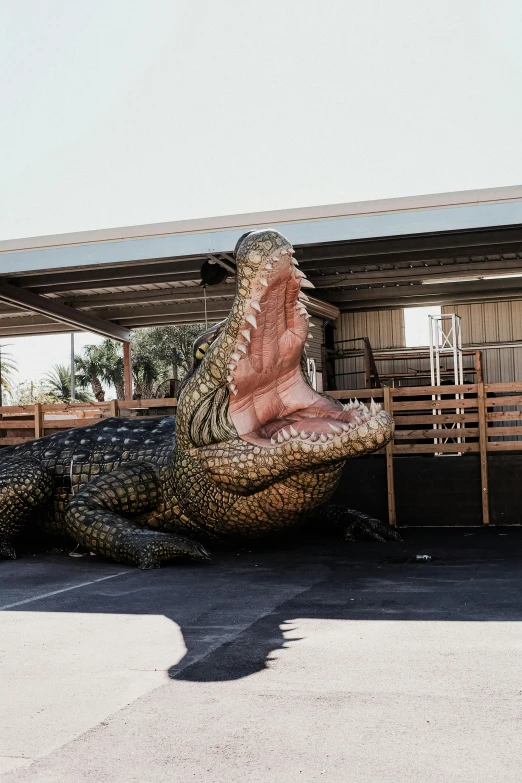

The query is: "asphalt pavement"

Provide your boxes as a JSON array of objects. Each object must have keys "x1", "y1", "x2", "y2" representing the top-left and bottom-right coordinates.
[{"x1": 1, "y1": 528, "x2": 522, "y2": 782}]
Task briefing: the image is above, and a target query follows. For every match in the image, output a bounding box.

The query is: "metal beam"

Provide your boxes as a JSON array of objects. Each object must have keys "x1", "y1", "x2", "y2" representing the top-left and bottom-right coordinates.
[
  {"x1": 312, "y1": 257, "x2": 522, "y2": 289},
  {"x1": 323, "y1": 274, "x2": 522, "y2": 305},
  {"x1": 69, "y1": 284, "x2": 235, "y2": 309},
  {"x1": 298, "y1": 226, "x2": 522, "y2": 264},
  {"x1": 27, "y1": 271, "x2": 205, "y2": 294},
  {"x1": 0, "y1": 281, "x2": 132, "y2": 341},
  {"x1": 0, "y1": 320, "x2": 72, "y2": 336},
  {"x1": 106, "y1": 299, "x2": 232, "y2": 322},
  {"x1": 11, "y1": 258, "x2": 204, "y2": 290}
]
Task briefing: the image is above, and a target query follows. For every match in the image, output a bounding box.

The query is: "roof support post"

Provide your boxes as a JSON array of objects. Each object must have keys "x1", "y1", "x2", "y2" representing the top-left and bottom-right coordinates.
[{"x1": 123, "y1": 341, "x2": 133, "y2": 401}]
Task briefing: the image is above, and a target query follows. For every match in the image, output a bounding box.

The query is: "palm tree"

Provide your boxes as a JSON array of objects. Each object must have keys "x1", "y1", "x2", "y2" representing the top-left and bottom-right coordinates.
[
  {"x1": 96, "y1": 340, "x2": 125, "y2": 399},
  {"x1": 44, "y1": 364, "x2": 93, "y2": 403},
  {"x1": 132, "y1": 351, "x2": 161, "y2": 399},
  {"x1": 74, "y1": 326, "x2": 206, "y2": 402},
  {"x1": 0, "y1": 344, "x2": 17, "y2": 405},
  {"x1": 75, "y1": 344, "x2": 108, "y2": 402}
]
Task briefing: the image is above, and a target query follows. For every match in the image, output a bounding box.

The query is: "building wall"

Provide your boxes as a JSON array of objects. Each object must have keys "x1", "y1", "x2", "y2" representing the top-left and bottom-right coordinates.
[
  {"x1": 334, "y1": 310, "x2": 405, "y2": 389},
  {"x1": 332, "y1": 301, "x2": 522, "y2": 389},
  {"x1": 442, "y1": 302, "x2": 522, "y2": 384}
]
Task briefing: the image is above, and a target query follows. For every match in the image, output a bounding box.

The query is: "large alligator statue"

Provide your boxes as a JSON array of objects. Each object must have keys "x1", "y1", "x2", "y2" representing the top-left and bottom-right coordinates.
[{"x1": 0, "y1": 229, "x2": 398, "y2": 568}]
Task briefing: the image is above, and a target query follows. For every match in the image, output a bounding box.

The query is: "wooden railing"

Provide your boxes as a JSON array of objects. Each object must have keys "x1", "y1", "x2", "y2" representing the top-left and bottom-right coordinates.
[
  {"x1": 329, "y1": 381, "x2": 522, "y2": 527},
  {"x1": 0, "y1": 398, "x2": 178, "y2": 446}
]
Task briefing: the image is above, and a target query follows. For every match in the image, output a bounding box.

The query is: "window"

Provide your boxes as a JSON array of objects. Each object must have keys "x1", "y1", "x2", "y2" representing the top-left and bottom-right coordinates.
[{"x1": 403, "y1": 306, "x2": 441, "y2": 347}]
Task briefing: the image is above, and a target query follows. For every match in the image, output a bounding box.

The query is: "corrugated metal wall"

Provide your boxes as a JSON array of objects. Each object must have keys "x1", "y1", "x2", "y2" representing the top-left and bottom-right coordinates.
[
  {"x1": 305, "y1": 316, "x2": 325, "y2": 390},
  {"x1": 442, "y1": 302, "x2": 522, "y2": 383},
  {"x1": 334, "y1": 310, "x2": 405, "y2": 389}
]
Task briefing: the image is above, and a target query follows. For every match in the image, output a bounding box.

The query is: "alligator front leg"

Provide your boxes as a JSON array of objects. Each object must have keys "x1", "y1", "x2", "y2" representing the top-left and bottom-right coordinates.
[
  {"x1": 0, "y1": 458, "x2": 54, "y2": 559},
  {"x1": 64, "y1": 463, "x2": 210, "y2": 569},
  {"x1": 318, "y1": 503, "x2": 402, "y2": 542}
]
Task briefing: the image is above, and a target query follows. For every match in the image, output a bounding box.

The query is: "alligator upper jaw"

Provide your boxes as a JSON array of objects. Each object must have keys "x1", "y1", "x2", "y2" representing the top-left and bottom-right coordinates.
[{"x1": 223, "y1": 232, "x2": 388, "y2": 452}]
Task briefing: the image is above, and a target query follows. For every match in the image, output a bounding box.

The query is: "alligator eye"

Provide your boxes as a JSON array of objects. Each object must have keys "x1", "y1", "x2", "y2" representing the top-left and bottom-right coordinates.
[{"x1": 195, "y1": 343, "x2": 210, "y2": 361}]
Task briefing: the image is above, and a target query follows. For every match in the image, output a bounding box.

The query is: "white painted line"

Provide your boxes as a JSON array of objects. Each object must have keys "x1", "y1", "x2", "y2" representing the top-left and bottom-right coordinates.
[{"x1": 0, "y1": 572, "x2": 128, "y2": 611}]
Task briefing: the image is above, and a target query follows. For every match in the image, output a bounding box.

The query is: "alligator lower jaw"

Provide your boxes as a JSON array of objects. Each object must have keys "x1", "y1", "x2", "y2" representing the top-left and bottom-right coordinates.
[{"x1": 239, "y1": 398, "x2": 391, "y2": 451}]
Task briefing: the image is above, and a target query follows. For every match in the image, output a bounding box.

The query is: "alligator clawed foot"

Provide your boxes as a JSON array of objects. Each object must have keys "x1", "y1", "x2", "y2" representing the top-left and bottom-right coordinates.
[
  {"x1": 0, "y1": 541, "x2": 17, "y2": 560},
  {"x1": 136, "y1": 539, "x2": 211, "y2": 570},
  {"x1": 343, "y1": 510, "x2": 402, "y2": 543}
]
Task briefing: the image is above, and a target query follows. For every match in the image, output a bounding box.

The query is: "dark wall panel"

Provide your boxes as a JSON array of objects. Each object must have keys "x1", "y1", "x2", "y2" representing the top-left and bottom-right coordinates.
[{"x1": 332, "y1": 454, "x2": 498, "y2": 527}]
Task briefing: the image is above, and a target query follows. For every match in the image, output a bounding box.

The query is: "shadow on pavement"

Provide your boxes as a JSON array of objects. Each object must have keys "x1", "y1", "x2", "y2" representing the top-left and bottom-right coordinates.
[{"x1": 4, "y1": 528, "x2": 522, "y2": 682}]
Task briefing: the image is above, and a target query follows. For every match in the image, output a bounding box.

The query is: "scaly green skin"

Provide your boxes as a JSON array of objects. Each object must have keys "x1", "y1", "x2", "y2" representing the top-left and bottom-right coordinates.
[{"x1": 0, "y1": 229, "x2": 397, "y2": 568}]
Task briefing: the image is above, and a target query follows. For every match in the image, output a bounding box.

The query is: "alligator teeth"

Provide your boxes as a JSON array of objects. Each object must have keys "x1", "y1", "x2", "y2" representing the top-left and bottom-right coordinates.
[
  {"x1": 228, "y1": 363, "x2": 236, "y2": 371},
  {"x1": 341, "y1": 423, "x2": 350, "y2": 431},
  {"x1": 231, "y1": 352, "x2": 241, "y2": 362},
  {"x1": 305, "y1": 343, "x2": 310, "y2": 347},
  {"x1": 329, "y1": 423, "x2": 342, "y2": 434},
  {"x1": 237, "y1": 344, "x2": 248, "y2": 354},
  {"x1": 272, "y1": 254, "x2": 280, "y2": 262},
  {"x1": 241, "y1": 329, "x2": 251, "y2": 343},
  {"x1": 281, "y1": 428, "x2": 291, "y2": 441},
  {"x1": 370, "y1": 399, "x2": 382, "y2": 415},
  {"x1": 349, "y1": 421, "x2": 357, "y2": 429},
  {"x1": 295, "y1": 269, "x2": 306, "y2": 278},
  {"x1": 300, "y1": 279, "x2": 315, "y2": 288},
  {"x1": 289, "y1": 425, "x2": 299, "y2": 437},
  {"x1": 280, "y1": 249, "x2": 289, "y2": 256},
  {"x1": 298, "y1": 292, "x2": 310, "y2": 302},
  {"x1": 246, "y1": 314, "x2": 258, "y2": 328},
  {"x1": 297, "y1": 306, "x2": 308, "y2": 316},
  {"x1": 265, "y1": 262, "x2": 273, "y2": 270},
  {"x1": 271, "y1": 436, "x2": 277, "y2": 445},
  {"x1": 320, "y1": 433, "x2": 328, "y2": 443},
  {"x1": 309, "y1": 432, "x2": 319, "y2": 442},
  {"x1": 251, "y1": 300, "x2": 262, "y2": 313},
  {"x1": 229, "y1": 384, "x2": 237, "y2": 394},
  {"x1": 291, "y1": 258, "x2": 299, "y2": 266},
  {"x1": 226, "y1": 375, "x2": 233, "y2": 382},
  {"x1": 307, "y1": 333, "x2": 313, "y2": 339},
  {"x1": 288, "y1": 247, "x2": 295, "y2": 255},
  {"x1": 300, "y1": 431, "x2": 310, "y2": 439},
  {"x1": 277, "y1": 432, "x2": 284, "y2": 443},
  {"x1": 260, "y1": 278, "x2": 269, "y2": 287}
]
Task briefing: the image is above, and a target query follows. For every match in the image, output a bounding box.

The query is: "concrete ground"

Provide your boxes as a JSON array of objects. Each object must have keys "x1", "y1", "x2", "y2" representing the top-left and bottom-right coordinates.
[{"x1": 1, "y1": 528, "x2": 522, "y2": 782}]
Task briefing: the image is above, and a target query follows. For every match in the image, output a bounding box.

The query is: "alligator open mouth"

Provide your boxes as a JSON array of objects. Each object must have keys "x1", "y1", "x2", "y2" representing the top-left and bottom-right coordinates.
[{"x1": 225, "y1": 232, "x2": 390, "y2": 454}]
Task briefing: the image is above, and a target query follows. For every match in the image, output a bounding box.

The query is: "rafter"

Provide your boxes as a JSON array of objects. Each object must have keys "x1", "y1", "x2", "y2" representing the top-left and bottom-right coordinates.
[{"x1": 0, "y1": 282, "x2": 131, "y2": 341}]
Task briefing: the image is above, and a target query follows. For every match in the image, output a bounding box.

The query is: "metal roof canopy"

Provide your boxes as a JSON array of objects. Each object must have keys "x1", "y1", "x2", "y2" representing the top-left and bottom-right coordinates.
[{"x1": 1, "y1": 184, "x2": 522, "y2": 339}]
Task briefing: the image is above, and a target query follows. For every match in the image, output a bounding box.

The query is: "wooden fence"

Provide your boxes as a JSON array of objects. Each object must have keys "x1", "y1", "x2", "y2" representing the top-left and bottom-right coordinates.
[
  {"x1": 0, "y1": 398, "x2": 178, "y2": 445},
  {"x1": 3, "y1": 383, "x2": 522, "y2": 526},
  {"x1": 329, "y1": 381, "x2": 522, "y2": 528}
]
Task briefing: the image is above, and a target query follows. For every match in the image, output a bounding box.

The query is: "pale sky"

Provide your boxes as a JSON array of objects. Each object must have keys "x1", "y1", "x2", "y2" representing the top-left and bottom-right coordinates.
[{"x1": 1, "y1": 0, "x2": 521, "y2": 384}]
